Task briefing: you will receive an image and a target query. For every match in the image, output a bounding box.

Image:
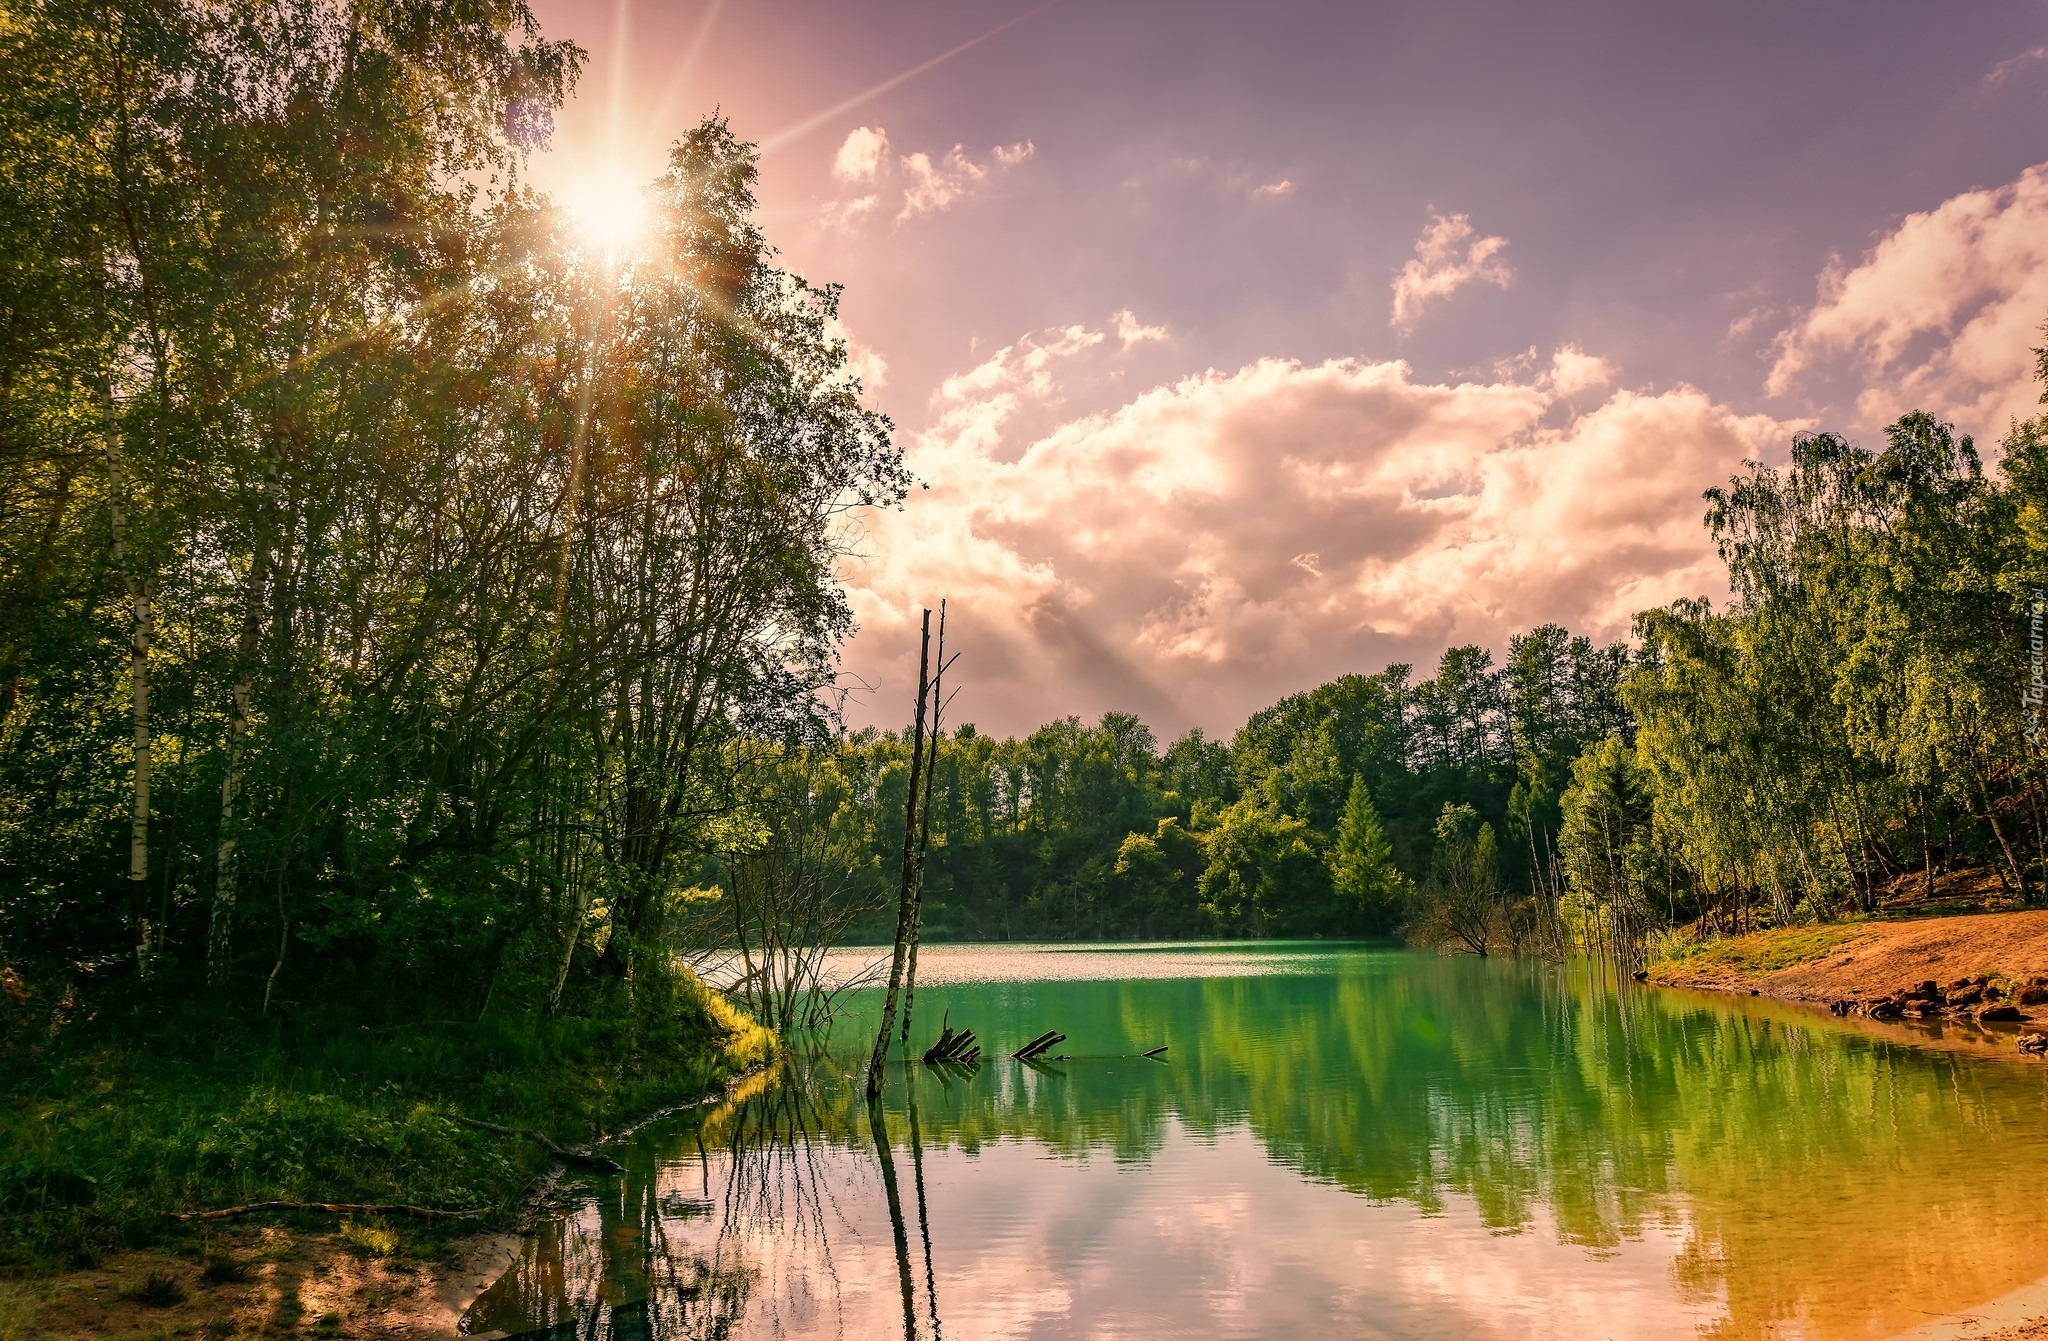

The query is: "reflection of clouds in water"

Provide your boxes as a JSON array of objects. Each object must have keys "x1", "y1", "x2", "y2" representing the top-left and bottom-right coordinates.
[
  {"x1": 470, "y1": 954, "x2": 2048, "y2": 1341},
  {"x1": 478, "y1": 1120, "x2": 1712, "y2": 1340}
]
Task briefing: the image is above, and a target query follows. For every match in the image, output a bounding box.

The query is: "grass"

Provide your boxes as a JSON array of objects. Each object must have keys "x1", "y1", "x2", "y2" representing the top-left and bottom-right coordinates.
[
  {"x1": 337, "y1": 1220, "x2": 399, "y2": 1259},
  {"x1": 1651, "y1": 923, "x2": 1870, "y2": 978},
  {"x1": 0, "y1": 964, "x2": 773, "y2": 1273}
]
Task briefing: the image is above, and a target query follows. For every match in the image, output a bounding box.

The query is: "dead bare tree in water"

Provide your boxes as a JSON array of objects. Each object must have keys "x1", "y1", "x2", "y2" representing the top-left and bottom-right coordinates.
[
  {"x1": 901, "y1": 601, "x2": 955, "y2": 1050},
  {"x1": 868, "y1": 604, "x2": 953, "y2": 1098},
  {"x1": 868, "y1": 1097, "x2": 919, "y2": 1341}
]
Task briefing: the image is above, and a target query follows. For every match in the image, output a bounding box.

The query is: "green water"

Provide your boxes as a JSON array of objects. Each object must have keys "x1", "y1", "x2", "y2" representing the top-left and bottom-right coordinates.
[{"x1": 464, "y1": 943, "x2": 2048, "y2": 1341}]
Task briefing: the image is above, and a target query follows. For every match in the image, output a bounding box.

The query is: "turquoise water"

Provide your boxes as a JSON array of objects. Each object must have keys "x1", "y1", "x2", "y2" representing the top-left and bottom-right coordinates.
[{"x1": 463, "y1": 943, "x2": 2048, "y2": 1340}]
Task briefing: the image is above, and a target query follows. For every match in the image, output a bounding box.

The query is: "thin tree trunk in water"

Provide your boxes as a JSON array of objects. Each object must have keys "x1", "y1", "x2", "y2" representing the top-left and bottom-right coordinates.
[
  {"x1": 210, "y1": 459, "x2": 278, "y2": 984},
  {"x1": 100, "y1": 379, "x2": 152, "y2": 974},
  {"x1": 867, "y1": 1097, "x2": 918, "y2": 1341},
  {"x1": 902, "y1": 602, "x2": 950, "y2": 1048},
  {"x1": 907, "y1": 1079, "x2": 943, "y2": 1340},
  {"x1": 868, "y1": 610, "x2": 932, "y2": 1101}
]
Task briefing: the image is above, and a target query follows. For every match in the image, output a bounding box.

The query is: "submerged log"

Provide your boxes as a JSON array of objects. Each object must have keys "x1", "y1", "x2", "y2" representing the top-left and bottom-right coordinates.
[{"x1": 1142, "y1": 1045, "x2": 1168, "y2": 1058}]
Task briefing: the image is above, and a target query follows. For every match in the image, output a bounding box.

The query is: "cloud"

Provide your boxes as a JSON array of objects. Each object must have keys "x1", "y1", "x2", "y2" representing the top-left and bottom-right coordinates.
[
  {"x1": 823, "y1": 129, "x2": 1035, "y2": 227},
  {"x1": 827, "y1": 317, "x2": 888, "y2": 392},
  {"x1": 1389, "y1": 212, "x2": 1513, "y2": 328},
  {"x1": 1253, "y1": 179, "x2": 1294, "y2": 199},
  {"x1": 839, "y1": 326, "x2": 1790, "y2": 735},
  {"x1": 1985, "y1": 45, "x2": 2048, "y2": 88},
  {"x1": 900, "y1": 140, "x2": 1034, "y2": 220},
  {"x1": 1114, "y1": 310, "x2": 1170, "y2": 348},
  {"x1": 1767, "y1": 162, "x2": 2048, "y2": 435},
  {"x1": 832, "y1": 126, "x2": 890, "y2": 182}
]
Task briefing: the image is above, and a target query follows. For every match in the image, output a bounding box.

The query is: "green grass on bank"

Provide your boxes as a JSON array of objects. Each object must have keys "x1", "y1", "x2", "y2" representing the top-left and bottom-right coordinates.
[
  {"x1": 1649, "y1": 923, "x2": 1871, "y2": 980},
  {"x1": 0, "y1": 968, "x2": 772, "y2": 1273}
]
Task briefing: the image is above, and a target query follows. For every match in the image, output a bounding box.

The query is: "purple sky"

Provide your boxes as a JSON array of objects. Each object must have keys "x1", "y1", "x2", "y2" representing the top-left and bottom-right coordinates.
[{"x1": 528, "y1": 0, "x2": 2048, "y2": 737}]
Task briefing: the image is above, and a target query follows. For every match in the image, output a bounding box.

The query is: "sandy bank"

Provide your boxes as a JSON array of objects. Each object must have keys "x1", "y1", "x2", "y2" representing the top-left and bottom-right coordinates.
[
  {"x1": 0, "y1": 1228, "x2": 515, "y2": 1340},
  {"x1": 1647, "y1": 909, "x2": 2048, "y2": 1055}
]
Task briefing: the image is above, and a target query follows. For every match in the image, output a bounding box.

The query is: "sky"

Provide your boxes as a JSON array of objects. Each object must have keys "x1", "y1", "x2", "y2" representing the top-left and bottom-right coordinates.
[{"x1": 525, "y1": 0, "x2": 2048, "y2": 739}]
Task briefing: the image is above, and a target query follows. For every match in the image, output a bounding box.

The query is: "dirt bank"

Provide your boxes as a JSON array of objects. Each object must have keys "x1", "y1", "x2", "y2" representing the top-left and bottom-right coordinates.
[
  {"x1": 0, "y1": 1226, "x2": 515, "y2": 1340},
  {"x1": 1647, "y1": 909, "x2": 2048, "y2": 1056}
]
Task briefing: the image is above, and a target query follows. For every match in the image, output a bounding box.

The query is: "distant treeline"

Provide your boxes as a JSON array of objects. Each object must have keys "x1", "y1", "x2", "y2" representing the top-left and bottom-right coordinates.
[{"x1": 764, "y1": 388, "x2": 2048, "y2": 952}]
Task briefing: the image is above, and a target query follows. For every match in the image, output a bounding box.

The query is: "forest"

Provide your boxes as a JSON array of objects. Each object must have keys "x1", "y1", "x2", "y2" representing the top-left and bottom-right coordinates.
[
  {"x1": 4, "y1": 0, "x2": 2048, "y2": 1040},
  {"x1": 0, "y1": 0, "x2": 905, "y2": 1038}
]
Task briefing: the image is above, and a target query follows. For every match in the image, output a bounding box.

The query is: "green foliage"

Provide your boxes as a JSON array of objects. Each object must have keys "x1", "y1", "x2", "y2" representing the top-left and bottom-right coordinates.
[
  {"x1": 0, "y1": 0, "x2": 904, "y2": 1021},
  {"x1": 805, "y1": 628, "x2": 1629, "y2": 946},
  {"x1": 0, "y1": 962, "x2": 769, "y2": 1268},
  {"x1": 1329, "y1": 776, "x2": 1404, "y2": 933}
]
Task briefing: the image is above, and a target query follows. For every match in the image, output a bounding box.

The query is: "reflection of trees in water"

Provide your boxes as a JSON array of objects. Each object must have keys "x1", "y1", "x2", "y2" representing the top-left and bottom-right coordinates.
[
  {"x1": 477, "y1": 962, "x2": 2048, "y2": 1341},
  {"x1": 471, "y1": 1066, "x2": 948, "y2": 1341},
  {"x1": 834, "y1": 961, "x2": 2048, "y2": 1338}
]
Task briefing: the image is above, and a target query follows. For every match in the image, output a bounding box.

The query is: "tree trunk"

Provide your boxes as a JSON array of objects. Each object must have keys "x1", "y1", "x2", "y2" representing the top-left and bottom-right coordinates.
[
  {"x1": 901, "y1": 602, "x2": 949, "y2": 1048},
  {"x1": 867, "y1": 610, "x2": 931, "y2": 1101},
  {"x1": 209, "y1": 459, "x2": 278, "y2": 983},
  {"x1": 100, "y1": 379, "x2": 152, "y2": 975}
]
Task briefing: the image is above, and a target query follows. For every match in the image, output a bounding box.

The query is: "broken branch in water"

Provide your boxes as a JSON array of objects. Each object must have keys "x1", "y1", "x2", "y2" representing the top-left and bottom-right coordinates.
[
  {"x1": 173, "y1": 1201, "x2": 489, "y2": 1223},
  {"x1": 1013, "y1": 1030, "x2": 1066, "y2": 1061},
  {"x1": 1142, "y1": 1045, "x2": 1168, "y2": 1058},
  {"x1": 922, "y1": 1017, "x2": 982, "y2": 1066},
  {"x1": 456, "y1": 1115, "x2": 625, "y2": 1173}
]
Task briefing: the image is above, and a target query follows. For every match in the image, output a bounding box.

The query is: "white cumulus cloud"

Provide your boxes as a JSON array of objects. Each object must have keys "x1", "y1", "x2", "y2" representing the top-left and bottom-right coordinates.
[
  {"x1": 1768, "y1": 162, "x2": 2048, "y2": 435},
  {"x1": 832, "y1": 126, "x2": 890, "y2": 182},
  {"x1": 839, "y1": 327, "x2": 1790, "y2": 735},
  {"x1": 820, "y1": 128, "x2": 1035, "y2": 229},
  {"x1": 1390, "y1": 212, "x2": 1513, "y2": 329}
]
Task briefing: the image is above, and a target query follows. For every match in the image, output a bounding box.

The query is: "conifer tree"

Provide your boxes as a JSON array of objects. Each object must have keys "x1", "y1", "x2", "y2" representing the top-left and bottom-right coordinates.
[{"x1": 1330, "y1": 774, "x2": 1405, "y2": 933}]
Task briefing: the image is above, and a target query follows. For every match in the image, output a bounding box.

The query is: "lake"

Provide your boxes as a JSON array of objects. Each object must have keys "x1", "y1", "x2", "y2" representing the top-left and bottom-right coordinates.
[{"x1": 462, "y1": 943, "x2": 2048, "y2": 1340}]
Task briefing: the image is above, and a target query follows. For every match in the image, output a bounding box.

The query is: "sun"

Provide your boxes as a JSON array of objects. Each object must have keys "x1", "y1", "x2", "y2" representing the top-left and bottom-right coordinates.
[{"x1": 562, "y1": 176, "x2": 650, "y2": 259}]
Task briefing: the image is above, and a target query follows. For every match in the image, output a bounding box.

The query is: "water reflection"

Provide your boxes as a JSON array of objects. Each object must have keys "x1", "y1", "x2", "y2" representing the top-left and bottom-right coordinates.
[{"x1": 465, "y1": 948, "x2": 2048, "y2": 1341}]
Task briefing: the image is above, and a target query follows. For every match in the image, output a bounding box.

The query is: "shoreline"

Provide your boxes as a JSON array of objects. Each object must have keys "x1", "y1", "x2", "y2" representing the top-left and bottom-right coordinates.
[
  {"x1": 1646, "y1": 909, "x2": 2048, "y2": 1341},
  {"x1": 1645, "y1": 908, "x2": 2048, "y2": 1062}
]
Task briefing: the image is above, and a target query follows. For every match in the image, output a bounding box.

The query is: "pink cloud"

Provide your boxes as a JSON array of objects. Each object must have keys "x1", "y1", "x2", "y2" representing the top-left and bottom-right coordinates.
[
  {"x1": 1768, "y1": 162, "x2": 2048, "y2": 436},
  {"x1": 1390, "y1": 212, "x2": 1512, "y2": 328},
  {"x1": 837, "y1": 331, "x2": 1790, "y2": 735},
  {"x1": 821, "y1": 128, "x2": 1036, "y2": 228}
]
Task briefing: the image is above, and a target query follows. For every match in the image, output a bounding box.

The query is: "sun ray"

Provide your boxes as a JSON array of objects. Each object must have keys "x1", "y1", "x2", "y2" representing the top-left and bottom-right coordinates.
[
  {"x1": 759, "y1": 1, "x2": 1060, "y2": 156},
  {"x1": 641, "y1": 0, "x2": 729, "y2": 150}
]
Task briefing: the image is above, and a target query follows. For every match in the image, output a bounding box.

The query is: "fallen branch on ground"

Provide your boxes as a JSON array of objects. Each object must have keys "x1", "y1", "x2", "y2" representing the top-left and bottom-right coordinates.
[
  {"x1": 173, "y1": 1201, "x2": 489, "y2": 1223},
  {"x1": 456, "y1": 1116, "x2": 625, "y2": 1173}
]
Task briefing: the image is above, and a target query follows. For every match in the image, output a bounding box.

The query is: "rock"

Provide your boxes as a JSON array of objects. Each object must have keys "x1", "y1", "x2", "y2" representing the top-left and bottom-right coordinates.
[
  {"x1": 2017, "y1": 1032, "x2": 2048, "y2": 1055},
  {"x1": 1631, "y1": 969, "x2": 1648, "y2": 981},
  {"x1": 1916, "y1": 979, "x2": 1939, "y2": 995},
  {"x1": 2018, "y1": 985, "x2": 2048, "y2": 1007},
  {"x1": 1828, "y1": 999, "x2": 1853, "y2": 1017},
  {"x1": 1749, "y1": 988, "x2": 1760, "y2": 996},
  {"x1": 1978, "y1": 1005, "x2": 2026, "y2": 1023},
  {"x1": 1869, "y1": 1000, "x2": 1903, "y2": 1019},
  {"x1": 1903, "y1": 1002, "x2": 1939, "y2": 1018},
  {"x1": 1949, "y1": 986, "x2": 1985, "y2": 1008}
]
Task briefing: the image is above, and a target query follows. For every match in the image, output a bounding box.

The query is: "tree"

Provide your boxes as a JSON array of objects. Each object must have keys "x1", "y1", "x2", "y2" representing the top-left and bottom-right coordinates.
[
  {"x1": 1411, "y1": 802, "x2": 1503, "y2": 956},
  {"x1": 1329, "y1": 775, "x2": 1405, "y2": 934}
]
